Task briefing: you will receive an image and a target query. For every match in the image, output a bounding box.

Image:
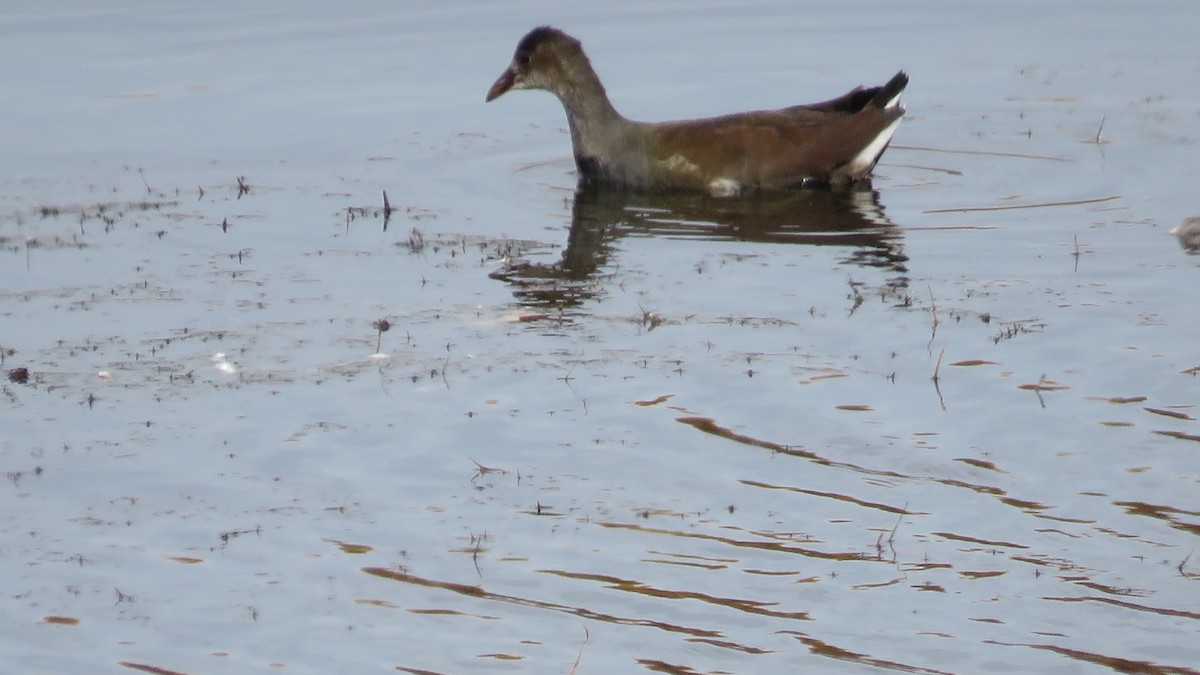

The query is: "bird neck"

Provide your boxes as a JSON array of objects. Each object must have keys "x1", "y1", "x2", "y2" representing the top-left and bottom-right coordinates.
[{"x1": 553, "y1": 58, "x2": 639, "y2": 180}]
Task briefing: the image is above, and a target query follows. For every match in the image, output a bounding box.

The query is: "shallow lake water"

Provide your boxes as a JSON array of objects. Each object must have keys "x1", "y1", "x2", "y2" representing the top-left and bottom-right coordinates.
[{"x1": 3, "y1": 1, "x2": 1199, "y2": 673}]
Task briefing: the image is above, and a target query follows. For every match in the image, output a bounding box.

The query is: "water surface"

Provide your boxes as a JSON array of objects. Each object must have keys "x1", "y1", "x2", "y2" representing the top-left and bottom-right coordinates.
[{"x1": 3, "y1": 1, "x2": 1199, "y2": 673}]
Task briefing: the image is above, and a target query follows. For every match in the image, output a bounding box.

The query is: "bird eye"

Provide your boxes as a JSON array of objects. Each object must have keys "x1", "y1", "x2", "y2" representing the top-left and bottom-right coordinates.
[{"x1": 515, "y1": 53, "x2": 530, "y2": 68}]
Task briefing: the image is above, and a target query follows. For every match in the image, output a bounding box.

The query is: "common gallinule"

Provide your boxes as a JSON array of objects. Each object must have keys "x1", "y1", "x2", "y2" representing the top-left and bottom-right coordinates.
[{"x1": 487, "y1": 26, "x2": 908, "y2": 196}]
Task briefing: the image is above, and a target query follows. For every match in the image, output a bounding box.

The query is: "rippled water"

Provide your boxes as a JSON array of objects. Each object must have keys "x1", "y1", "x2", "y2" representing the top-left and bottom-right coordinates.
[{"x1": 3, "y1": 1, "x2": 1199, "y2": 673}]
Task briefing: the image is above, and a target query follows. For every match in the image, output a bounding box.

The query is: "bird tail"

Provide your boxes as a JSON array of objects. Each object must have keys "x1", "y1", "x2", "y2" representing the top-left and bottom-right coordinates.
[{"x1": 871, "y1": 71, "x2": 909, "y2": 110}]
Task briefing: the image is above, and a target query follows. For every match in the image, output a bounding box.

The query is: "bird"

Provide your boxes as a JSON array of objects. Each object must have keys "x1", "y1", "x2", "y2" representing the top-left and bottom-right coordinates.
[{"x1": 486, "y1": 26, "x2": 908, "y2": 196}]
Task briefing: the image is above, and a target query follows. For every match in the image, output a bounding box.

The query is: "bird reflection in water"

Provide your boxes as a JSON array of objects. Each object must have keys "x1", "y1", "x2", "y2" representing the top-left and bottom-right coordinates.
[{"x1": 490, "y1": 183, "x2": 909, "y2": 315}]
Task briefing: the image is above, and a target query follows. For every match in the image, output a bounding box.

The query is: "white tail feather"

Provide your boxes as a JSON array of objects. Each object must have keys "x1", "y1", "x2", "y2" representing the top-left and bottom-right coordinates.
[{"x1": 845, "y1": 115, "x2": 902, "y2": 177}]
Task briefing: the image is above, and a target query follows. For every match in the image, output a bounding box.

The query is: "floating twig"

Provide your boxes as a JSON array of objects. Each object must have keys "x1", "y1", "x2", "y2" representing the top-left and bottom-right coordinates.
[
  {"x1": 847, "y1": 275, "x2": 864, "y2": 316},
  {"x1": 560, "y1": 367, "x2": 588, "y2": 414},
  {"x1": 927, "y1": 285, "x2": 939, "y2": 354},
  {"x1": 888, "y1": 502, "x2": 908, "y2": 547},
  {"x1": 924, "y1": 195, "x2": 1120, "y2": 215},
  {"x1": 568, "y1": 626, "x2": 590, "y2": 675},
  {"x1": 372, "y1": 318, "x2": 391, "y2": 354},
  {"x1": 932, "y1": 347, "x2": 946, "y2": 411},
  {"x1": 882, "y1": 162, "x2": 964, "y2": 176},
  {"x1": 891, "y1": 144, "x2": 1076, "y2": 163},
  {"x1": 470, "y1": 531, "x2": 487, "y2": 577},
  {"x1": 470, "y1": 458, "x2": 507, "y2": 482},
  {"x1": 876, "y1": 502, "x2": 909, "y2": 559},
  {"x1": 637, "y1": 303, "x2": 663, "y2": 331},
  {"x1": 1179, "y1": 551, "x2": 1197, "y2": 580},
  {"x1": 382, "y1": 190, "x2": 393, "y2": 231}
]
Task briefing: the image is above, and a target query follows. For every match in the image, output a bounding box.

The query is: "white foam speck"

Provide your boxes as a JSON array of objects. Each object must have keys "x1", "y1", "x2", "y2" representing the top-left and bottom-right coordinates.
[
  {"x1": 212, "y1": 353, "x2": 238, "y2": 375},
  {"x1": 707, "y1": 177, "x2": 741, "y2": 197}
]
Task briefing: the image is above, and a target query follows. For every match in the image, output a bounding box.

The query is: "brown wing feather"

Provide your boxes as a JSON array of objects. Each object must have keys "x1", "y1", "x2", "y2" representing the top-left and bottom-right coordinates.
[{"x1": 648, "y1": 106, "x2": 902, "y2": 188}]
